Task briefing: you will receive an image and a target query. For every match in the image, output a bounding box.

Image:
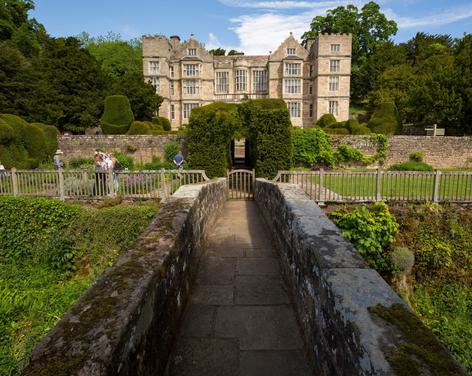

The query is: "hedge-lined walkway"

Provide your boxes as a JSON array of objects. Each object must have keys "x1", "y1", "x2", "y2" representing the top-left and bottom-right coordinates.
[{"x1": 166, "y1": 201, "x2": 312, "y2": 375}]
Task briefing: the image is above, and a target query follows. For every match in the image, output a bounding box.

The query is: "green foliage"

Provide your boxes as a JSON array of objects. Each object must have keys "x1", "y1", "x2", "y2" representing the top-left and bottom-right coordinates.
[
  {"x1": 0, "y1": 197, "x2": 81, "y2": 262},
  {"x1": 0, "y1": 197, "x2": 156, "y2": 375},
  {"x1": 22, "y1": 123, "x2": 48, "y2": 162},
  {"x1": 208, "y1": 48, "x2": 226, "y2": 56},
  {"x1": 239, "y1": 99, "x2": 292, "y2": 178},
  {"x1": 68, "y1": 156, "x2": 93, "y2": 169},
  {"x1": 158, "y1": 116, "x2": 171, "y2": 131},
  {"x1": 409, "y1": 151, "x2": 424, "y2": 163},
  {"x1": 113, "y1": 151, "x2": 134, "y2": 170},
  {"x1": 368, "y1": 102, "x2": 401, "y2": 134},
  {"x1": 315, "y1": 113, "x2": 337, "y2": 128},
  {"x1": 389, "y1": 160, "x2": 434, "y2": 171},
  {"x1": 292, "y1": 127, "x2": 336, "y2": 167},
  {"x1": 0, "y1": 118, "x2": 15, "y2": 144},
  {"x1": 127, "y1": 120, "x2": 152, "y2": 135},
  {"x1": 187, "y1": 102, "x2": 241, "y2": 178},
  {"x1": 330, "y1": 203, "x2": 398, "y2": 273},
  {"x1": 142, "y1": 156, "x2": 173, "y2": 170},
  {"x1": 100, "y1": 95, "x2": 134, "y2": 134},
  {"x1": 164, "y1": 141, "x2": 180, "y2": 164},
  {"x1": 0, "y1": 113, "x2": 27, "y2": 137},
  {"x1": 31, "y1": 123, "x2": 59, "y2": 158},
  {"x1": 335, "y1": 144, "x2": 366, "y2": 164},
  {"x1": 324, "y1": 126, "x2": 350, "y2": 135},
  {"x1": 391, "y1": 246, "x2": 415, "y2": 275},
  {"x1": 370, "y1": 303, "x2": 467, "y2": 376}
]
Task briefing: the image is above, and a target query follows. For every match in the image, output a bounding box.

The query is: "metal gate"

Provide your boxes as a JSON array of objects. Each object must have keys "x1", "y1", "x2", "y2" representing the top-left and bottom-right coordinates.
[{"x1": 227, "y1": 169, "x2": 255, "y2": 200}]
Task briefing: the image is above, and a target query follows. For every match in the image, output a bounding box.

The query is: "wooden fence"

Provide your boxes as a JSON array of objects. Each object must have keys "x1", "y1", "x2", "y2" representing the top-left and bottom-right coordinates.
[
  {"x1": 0, "y1": 168, "x2": 209, "y2": 200},
  {"x1": 273, "y1": 169, "x2": 472, "y2": 204}
]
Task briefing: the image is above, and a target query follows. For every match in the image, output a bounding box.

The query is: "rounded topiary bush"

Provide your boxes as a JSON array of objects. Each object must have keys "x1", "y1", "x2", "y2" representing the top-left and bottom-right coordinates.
[
  {"x1": 315, "y1": 113, "x2": 337, "y2": 128},
  {"x1": 0, "y1": 119, "x2": 15, "y2": 144},
  {"x1": 391, "y1": 247, "x2": 415, "y2": 275},
  {"x1": 22, "y1": 124, "x2": 48, "y2": 162},
  {"x1": 0, "y1": 113, "x2": 28, "y2": 138},
  {"x1": 127, "y1": 121, "x2": 152, "y2": 135},
  {"x1": 350, "y1": 122, "x2": 371, "y2": 135},
  {"x1": 31, "y1": 123, "x2": 59, "y2": 159},
  {"x1": 100, "y1": 95, "x2": 134, "y2": 135},
  {"x1": 0, "y1": 143, "x2": 29, "y2": 168},
  {"x1": 158, "y1": 117, "x2": 171, "y2": 131},
  {"x1": 368, "y1": 102, "x2": 401, "y2": 135}
]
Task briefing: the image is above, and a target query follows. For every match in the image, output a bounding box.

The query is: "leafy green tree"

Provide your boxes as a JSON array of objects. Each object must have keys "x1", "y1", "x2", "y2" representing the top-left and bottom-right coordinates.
[
  {"x1": 208, "y1": 48, "x2": 226, "y2": 56},
  {"x1": 228, "y1": 49, "x2": 243, "y2": 55},
  {"x1": 28, "y1": 37, "x2": 106, "y2": 132},
  {"x1": 80, "y1": 32, "x2": 163, "y2": 120}
]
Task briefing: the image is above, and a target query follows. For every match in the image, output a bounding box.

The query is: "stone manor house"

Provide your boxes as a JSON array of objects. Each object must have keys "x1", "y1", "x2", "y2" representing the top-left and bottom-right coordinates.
[{"x1": 142, "y1": 33, "x2": 351, "y2": 129}]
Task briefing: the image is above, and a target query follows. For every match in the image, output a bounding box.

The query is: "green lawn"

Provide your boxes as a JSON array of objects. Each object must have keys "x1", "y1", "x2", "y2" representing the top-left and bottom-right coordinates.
[{"x1": 298, "y1": 172, "x2": 472, "y2": 201}]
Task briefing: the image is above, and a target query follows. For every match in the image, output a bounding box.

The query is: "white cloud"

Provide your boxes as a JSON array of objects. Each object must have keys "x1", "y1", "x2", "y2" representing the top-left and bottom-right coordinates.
[
  {"x1": 218, "y1": 0, "x2": 350, "y2": 9},
  {"x1": 385, "y1": 5, "x2": 472, "y2": 28},
  {"x1": 214, "y1": 1, "x2": 472, "y2": 55}
]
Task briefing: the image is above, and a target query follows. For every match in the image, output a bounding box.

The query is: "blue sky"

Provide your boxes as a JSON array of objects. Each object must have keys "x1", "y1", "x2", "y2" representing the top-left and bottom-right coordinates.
[{"x1": 32, "y1": 0, "x2": 472, "y2": 54}]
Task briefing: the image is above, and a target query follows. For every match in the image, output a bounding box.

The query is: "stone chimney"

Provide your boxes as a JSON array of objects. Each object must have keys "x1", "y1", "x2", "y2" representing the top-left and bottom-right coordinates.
[{"x1": 170, "y1": 35, "x2": 180, "y2": 50}]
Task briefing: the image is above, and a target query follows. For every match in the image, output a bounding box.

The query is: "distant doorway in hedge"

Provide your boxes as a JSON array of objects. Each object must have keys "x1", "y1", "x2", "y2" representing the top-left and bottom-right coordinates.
[{"x1": 231, "y1": 138, "x2": 248, "y2": 167}]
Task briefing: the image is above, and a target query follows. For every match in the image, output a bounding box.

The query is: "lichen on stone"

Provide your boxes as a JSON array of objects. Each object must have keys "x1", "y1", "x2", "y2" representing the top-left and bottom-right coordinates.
[{"x1": 369, "y1": 303, "x2": 466, "y2": 376}]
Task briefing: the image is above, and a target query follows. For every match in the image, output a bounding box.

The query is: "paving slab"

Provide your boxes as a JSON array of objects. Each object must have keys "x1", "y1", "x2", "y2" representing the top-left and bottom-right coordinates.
[
  {"x1": 166, "y1": 201, "x2": 312, "y2": 375},
  {"x1": 166, "y1": 338, "x2": 239, "y2": 376},
  {"x1": 240, "y1": 350, "x2": 313, "y2": 376},
  {"x1": 234, "y1": 275, "x2": 290, "y2": 305},
  {"x1": 214, "y1": 305, "x2": 304, "y2": 350}
]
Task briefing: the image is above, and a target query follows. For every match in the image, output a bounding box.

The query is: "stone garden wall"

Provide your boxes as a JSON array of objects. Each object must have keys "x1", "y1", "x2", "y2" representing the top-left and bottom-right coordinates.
[
  {"x1": 23, "y1": 179, "x2": 227, "y2": 376},
  {"x1": 254, "y1": 179, "x2": 465, "y2": 375},
  {"x1": 58, "y1": 135, "x2": 472, "y2": 169},
  {"x1": 58, "y1": 135, "x2": 186, "y2": 164},
  {"x1": 329, "y1": 135, "x2": 472, "y2": 168}
]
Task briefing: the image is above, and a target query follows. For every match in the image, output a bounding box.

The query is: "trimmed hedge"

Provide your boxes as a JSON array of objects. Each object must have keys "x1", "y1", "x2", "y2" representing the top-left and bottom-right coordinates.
[
  {"x1": 157, "y1": 116, "x2": 172, "y2": 131},
  {"x1": 368, "y1": 102, "x2": 401, "y2": 135},
  {"x1": 239, "y1": 99, "x2": 292, "y2": 178},
  {"x1": 22, "y1": 124, "x2": 48, "y2": 162},
  {"x1": 187, "y1": 102, "x2": 240, "y2": 178},
  {"x1": 31, "y1": 123, "x2": 59, "y2": 158},
  {"x1": 315, "y1": 113, "x2": 337, "y2": 128},
  {"x1": 127, "y1": 121, "x2": 152, "y2": 135},
  {"x1": 0, "y1": 114, "x2": 27, "y2": 138},
  {"x1": 100, "y1": 95, "x2": 134, "y2": 135},
  {"x1": 0, "y1": 118, "x2": 15, "y2": 144}
]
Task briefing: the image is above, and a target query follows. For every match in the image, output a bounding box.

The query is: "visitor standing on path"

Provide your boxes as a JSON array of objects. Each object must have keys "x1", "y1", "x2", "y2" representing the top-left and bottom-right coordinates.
[
  {"x1": 93, "y1": 151, "x2": 107, "y2": 196},
  {"x1": 53, "y1": 150, "x2": 64, "y2": 170},
  {"x1": 173, "y1": 151, "x2": 185, "y2": 172}
]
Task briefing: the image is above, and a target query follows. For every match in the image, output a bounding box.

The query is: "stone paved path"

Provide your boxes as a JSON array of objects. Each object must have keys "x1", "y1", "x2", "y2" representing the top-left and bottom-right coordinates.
[{"x1": 166, "y1": 201, "x2": 313, "y2": 376}]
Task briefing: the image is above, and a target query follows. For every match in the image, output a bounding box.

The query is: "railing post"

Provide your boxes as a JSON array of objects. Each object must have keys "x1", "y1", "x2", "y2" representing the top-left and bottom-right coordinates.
[
  {"x1": 318, "y1": 168, "x2": 324, "y2": 205},
  {"x1": 433, "y1": 170, "x2": 441, "y2": 203},
  {"x1": 11, "y1": 168, "x2": 18, "y2": 196},
  {"x1": 108, "y1": 169, "x2": 114, "y2": 196},
  {"x1": 376, "y1": 167, "x2": 382, "y2": 202},
  {"x1": 160, "y1": 168, "x2": 167, "y2": 199},
  {"x1": 58, "y1": 168, "x2": 65, "y2": 200}
]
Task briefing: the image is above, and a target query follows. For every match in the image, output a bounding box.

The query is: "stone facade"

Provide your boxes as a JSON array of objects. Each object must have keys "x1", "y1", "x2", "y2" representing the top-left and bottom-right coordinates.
[
  {"x1": 23, "y1": 179, "x2": 227, "y2": 376},
  {"x1": 142, "y1": 33, "x2": 352, "y2": 129},
  {"x1": 58, "y1": 135, "x2": 186, "y2": 164}
]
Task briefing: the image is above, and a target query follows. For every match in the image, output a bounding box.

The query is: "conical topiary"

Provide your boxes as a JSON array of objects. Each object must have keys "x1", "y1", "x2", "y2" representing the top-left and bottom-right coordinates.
[{"x1": 100, "y1": 95, "x2": 134, "y2": 134}]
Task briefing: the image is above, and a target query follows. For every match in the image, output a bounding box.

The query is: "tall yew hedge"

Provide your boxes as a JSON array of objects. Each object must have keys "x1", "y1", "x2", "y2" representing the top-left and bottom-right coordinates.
[
  {"x1": 239, "y1": 99, "x2": 292, "y2": 178},
  {"x1": 187, "y1": 102, "x2": 240, "y2": 178}
]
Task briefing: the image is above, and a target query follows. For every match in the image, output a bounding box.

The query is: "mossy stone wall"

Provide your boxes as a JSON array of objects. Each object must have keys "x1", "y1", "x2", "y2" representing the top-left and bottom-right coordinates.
[{"x1": 23, "y1": 179, "x2": 227, "y2": 376}]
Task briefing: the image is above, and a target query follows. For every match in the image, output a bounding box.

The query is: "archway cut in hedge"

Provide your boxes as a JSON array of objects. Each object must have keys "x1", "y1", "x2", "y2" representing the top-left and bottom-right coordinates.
[{"x1": 186, "y1": 99, "x2": 292, "y2": 179}]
